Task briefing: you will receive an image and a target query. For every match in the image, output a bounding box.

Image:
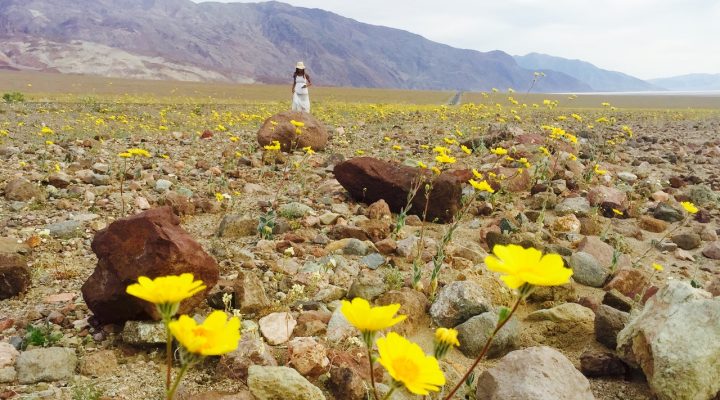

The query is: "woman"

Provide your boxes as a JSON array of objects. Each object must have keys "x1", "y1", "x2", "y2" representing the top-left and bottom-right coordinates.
[{"x1": 291, "y1": 61, "x2": 312, "y2": 112}]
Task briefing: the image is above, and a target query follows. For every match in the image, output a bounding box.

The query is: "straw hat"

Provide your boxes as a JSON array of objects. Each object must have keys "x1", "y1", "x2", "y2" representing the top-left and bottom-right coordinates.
[{"x1": 296, "y1": 61, "x2": 305, "y2": 70}]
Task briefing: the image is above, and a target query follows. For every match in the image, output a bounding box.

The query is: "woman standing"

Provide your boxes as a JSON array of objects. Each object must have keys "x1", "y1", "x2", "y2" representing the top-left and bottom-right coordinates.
[{"x1": 291, "y1": 62, "x2": 312, "y2": 112}]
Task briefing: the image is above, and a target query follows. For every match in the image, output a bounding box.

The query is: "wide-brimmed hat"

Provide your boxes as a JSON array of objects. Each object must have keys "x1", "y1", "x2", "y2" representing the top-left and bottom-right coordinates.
[{"x1": 296, "y1": 61, "x2": 305, "y2": 69}]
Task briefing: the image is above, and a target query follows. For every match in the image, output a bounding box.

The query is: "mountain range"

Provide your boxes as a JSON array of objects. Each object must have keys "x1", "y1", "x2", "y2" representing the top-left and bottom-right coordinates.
[
  {"x1": 0, "y1": 0, "x2": 713, "y2": 92},
  {"x1": 648, "y1": 74, "x2": 720, "y2": 92}
]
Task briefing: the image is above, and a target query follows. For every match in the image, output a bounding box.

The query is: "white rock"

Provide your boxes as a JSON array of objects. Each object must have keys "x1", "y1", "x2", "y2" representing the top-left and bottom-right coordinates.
[
  {"x1": 617, "y1": 281, "x2": 720, "y2": 400},
  {"x1": 258, "y1": 312, "x2": 296, "y2": 345}
]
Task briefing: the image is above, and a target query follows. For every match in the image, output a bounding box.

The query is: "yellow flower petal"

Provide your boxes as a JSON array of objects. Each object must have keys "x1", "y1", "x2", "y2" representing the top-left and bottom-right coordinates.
[
  {"x1": 376, "y1": 332, "x2": 445, "y2": 395},
  {"x1": 340, "y1": 298, "x2": 406, "y2": 333}
]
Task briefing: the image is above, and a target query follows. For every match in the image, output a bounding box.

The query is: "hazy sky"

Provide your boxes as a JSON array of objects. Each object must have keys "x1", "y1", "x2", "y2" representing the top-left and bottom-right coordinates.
[{"x1": 193, "y1": 0, "x2": 719, "y2": 79}]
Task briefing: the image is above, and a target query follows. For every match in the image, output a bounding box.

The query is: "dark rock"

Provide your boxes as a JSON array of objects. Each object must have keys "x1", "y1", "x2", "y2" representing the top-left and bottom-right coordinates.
[
  {"x1": 81, "y1": 207, "x2": 218, "y2": 324},
  {"x1": 218, "y1": 334, "x2": 277, "y2": 380},
  {"x1": 0, "y1": 238, "x2": 31, "y2": 300},
  {"x1": 604, "y1": 268, "x2": 649, "y2": 299},
  {"x1": 4, "y1": 178, "x2": 42, "y2": 201},
  {"x1": 595, "y1": 304, "x2": 629, "y2": 349},
  {"x1": 638, "y1": 216, "x2": 668, "y2": 233},
  {"x1": 671, "y1": 233, "x2": 702, "y2": 250},
  {"x1": 334, "y1": 157, "x2": 469, "y2": 223},
  {"x1": 653, "y1": 204, "x2": 683, "y2": 222},
  {"x1": 580, "y1": 350, "x2": 628, "y2": 377},
  {"x1": 602, "y1": 289, "x2": 634, "y2": 312},
  {"x1": 257, "y1": 111, "x2": 329, "y2": 152}
]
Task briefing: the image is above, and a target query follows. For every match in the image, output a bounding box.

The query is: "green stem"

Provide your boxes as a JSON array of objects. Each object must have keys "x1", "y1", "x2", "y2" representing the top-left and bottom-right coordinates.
[
  {"x1": 381, "y1": 385, "x2": 396, "y2": 400},
  {"x1": 367, "y1": 343, "x2": 380, "y2": 400},
  {"x1": 442, "y1": 294, "x2": 523, "y2": 400},
  {"x1": 165, "y1": 321, "x2": 172, "y2": 390},
  {"x1": 166, "y1": 362, "x2": 190, "y2": 400}
]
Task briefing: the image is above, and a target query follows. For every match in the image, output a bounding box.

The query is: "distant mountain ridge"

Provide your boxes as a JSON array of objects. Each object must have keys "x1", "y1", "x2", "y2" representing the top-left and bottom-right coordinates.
[
  {"x1": 514, "y1": 53, "x2": 661, "y2": 92},
  {"x1": 0, "y1": 0, "x2": 592, "y2": 91},
  {"x1": 0, "y1": 0, "x2": 704, "y2": 92},
  {"x1": 649, "y1": 74, "x2": 720, "y2": 91}
]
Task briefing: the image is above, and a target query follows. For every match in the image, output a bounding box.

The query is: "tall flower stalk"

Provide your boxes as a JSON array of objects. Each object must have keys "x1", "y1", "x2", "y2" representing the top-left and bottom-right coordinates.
[
  {"x1": 341, "y1": 298, "x2": 407, "y2": 400},
  {"x1": 443, "y1": 244, "x2": 573, "y2": 399},
  {"x1": 126, "y1": 274, "x2": 206, "y2": 391}
]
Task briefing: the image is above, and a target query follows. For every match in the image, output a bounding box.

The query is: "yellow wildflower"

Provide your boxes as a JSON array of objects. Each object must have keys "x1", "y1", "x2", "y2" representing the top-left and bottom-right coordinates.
[
  {"x1": 652, "y1": 263, "x2": 664, "y2": 272},
  {"x1": 376, "y1": 332, "x2": 446, "y2": 395},
  {"x1": 118, "y1": 152, "x2": 132, "y2": 158},
  {"x1": 435, "y1": 153, "x2": 456, "y2": 164},
  {"x1": 126, "y1": 273, "x2": 206, "y2": 306},
  {"x1": 169, "y1": 311, "x2": 241, "y2": 356},
  {"x1": 355, "y1": 149, "x2": 365, "y2": 155},
  {"x1": 485, "y1": 244, "x2": 572, "y2": 289},
  {"x1": 264, "y1": 140, "x2": 281, "y2": 151},
  {"x1": 469, "y1": 179, "x2": 495, "y2": 193},
  {"x1": 215, "y1": 193, "x2": 224, "y2": 202},
  {"x1": 302, "y1": 146, "x2": 315, "y2": 155},
  {"x1": 680, "y1": 201, "x2": 698, "y2": 214},
  {"x1": 434, "y1": 328, "x2": 459, "y2": 347},
  {"x1": 40, "y1": 126, "x2": 54, "y2": 135},
  {"x1": 431, "y1": 166, "x2": 441, "y2": 175},
  {"x1": 443, "y1": 137, "x2": 457, "y2": 145},
  {"x1": 432, "y1": 146, "x2": 450, "y2": 155},
  {"x1": 340, "y1": 298, "x2": 406, "y2": 334},
  {"x1": 127, "y1": 148, "x2": 151, "y2": 157},
  {"x1": 571, "y1": 114, "x2": 582, "y2": 122},
  {"x1": 392, "y1": 145, "x2": 403, "y2": 151},
  {"x1": 460, "y1": 145, "x2": 472, "y2": 155},
  {"x1": 594, "y1": 164, "x2": 607, "y2": 175},
  {"x1": 472, "y1": 168, "x2": 483, "y2": 179},
  {"x1": 290, "y1": 120, "x2": 305, "y2": 128},
  {"x1": 490, "y1": 147, "x2": 507, "y2": 156},
  {"x1": 538, "y1": 146, "x2": 550, "y2": 156},
  {"x1": 417, "y1": 161, "x2": 427, "y2": 169},
  {"x1": 612, "y1": 208, "x2": 623, "y2": 216},
  {"x1": 45, "y1": 140, "x2": 54, "y2": 145}
]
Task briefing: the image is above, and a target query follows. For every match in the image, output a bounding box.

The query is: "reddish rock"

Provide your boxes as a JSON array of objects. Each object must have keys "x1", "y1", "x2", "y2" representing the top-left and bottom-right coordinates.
[
  {"x1": 702, "y1": 242, "x2": 720, "y2": 260},
  {"x1": 587, "y1": 186, "x2": 628, "y2": 209},
  {"x1": 334, "y1": 157, "x2": 466, "y2": 223},
  {"x1": 257, "y1": 111, "x2": 329, "y2": 152},
  {"x1": 328, "y1": 225, "x2": 369, "y2": 241},
  {"x1": 161, "y1": 191, "x2": 195, "y2": 216},
  {"x1": 287, "y1": 337, "x2": 329, "y2": 377},
  {"x1": 604, "y1": 268, "x2": 649, "y2": 299},
  {"x1": 366, "y1": 199, "x2": 391, "y2": 220},
  {"x1": 357, "y1": 219, "x2": 391, "y2": 243},
  {"x1": 295, "y1": 310, "x2": 331, "y2": 337},
  {"x1": 327, "y1": 349, "x2": 384, "y2": 400},
  {"x1": 374, "y1": 238, "x2": 397, "y2": 255},
  {"x1": 81, "y1": 207, "x2": 218, "y2": 324},
  {"x1": 580, "y1": 350, "x2": 628, "y2": 377},
  {"x1": 0, "y1": 238, "x2": 31, "y2": 300},
  {"x1": 376, "y1": 288, "x2": 429, "y2": 335},
  {"x1": 201, "y1": 130, "x2": 213, "y2": 139},
  {"x1": 217, "y1": 334, "x2": 277, "y2": 380},
  {"x1": 638, "y1": 216, "x2": 668, "y2": 233},
  {"x1": 577, "y1": 236, "x2": 630, "y2": 269}
]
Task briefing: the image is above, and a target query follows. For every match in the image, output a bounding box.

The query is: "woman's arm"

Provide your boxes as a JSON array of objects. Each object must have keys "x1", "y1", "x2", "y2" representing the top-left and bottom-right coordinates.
[
  {"x1": 292, "y1": 75, "x2": 296, "y2": 93},
  {"x1": 306, "y1": 74, "x2": 312, "y2": 87}
]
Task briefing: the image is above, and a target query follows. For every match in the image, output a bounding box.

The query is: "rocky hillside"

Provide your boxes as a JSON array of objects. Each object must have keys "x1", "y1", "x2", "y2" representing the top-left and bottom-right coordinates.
[
  {"x1": 514, "y1": 53, "x2": 660, "y2": 92},
  {"x1": 0, "y1": 0, "x2": 592, "y2": 91}
]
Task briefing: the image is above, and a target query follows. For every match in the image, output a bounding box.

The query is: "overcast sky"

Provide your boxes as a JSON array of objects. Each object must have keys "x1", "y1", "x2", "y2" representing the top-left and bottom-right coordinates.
[{"x1": 193, "y1": 0, "x2": 719, "y2": 79}]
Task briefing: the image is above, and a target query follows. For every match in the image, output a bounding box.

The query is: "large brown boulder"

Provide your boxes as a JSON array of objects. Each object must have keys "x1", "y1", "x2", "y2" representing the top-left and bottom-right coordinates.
[
  {"x1": 257, "y1": 111, "x2": 328, "y2": 152},
  {"x1": 81, "y1": 207, "x2": 218, "y2": 324},
  {"x1": 333, "y1": 157, "x2": 469, "y2": 223}
]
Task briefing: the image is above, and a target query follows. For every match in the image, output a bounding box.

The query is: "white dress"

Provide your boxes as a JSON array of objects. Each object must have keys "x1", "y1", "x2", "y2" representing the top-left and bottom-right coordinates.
[{"x1": 292, "y1": 75, "x2": 311, "y2": 112}]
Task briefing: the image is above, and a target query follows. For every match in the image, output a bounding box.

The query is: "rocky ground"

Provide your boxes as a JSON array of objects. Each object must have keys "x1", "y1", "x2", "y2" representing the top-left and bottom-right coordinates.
[{"x1": 1, "y1": 100, "x2": 719, "y2": 400}]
